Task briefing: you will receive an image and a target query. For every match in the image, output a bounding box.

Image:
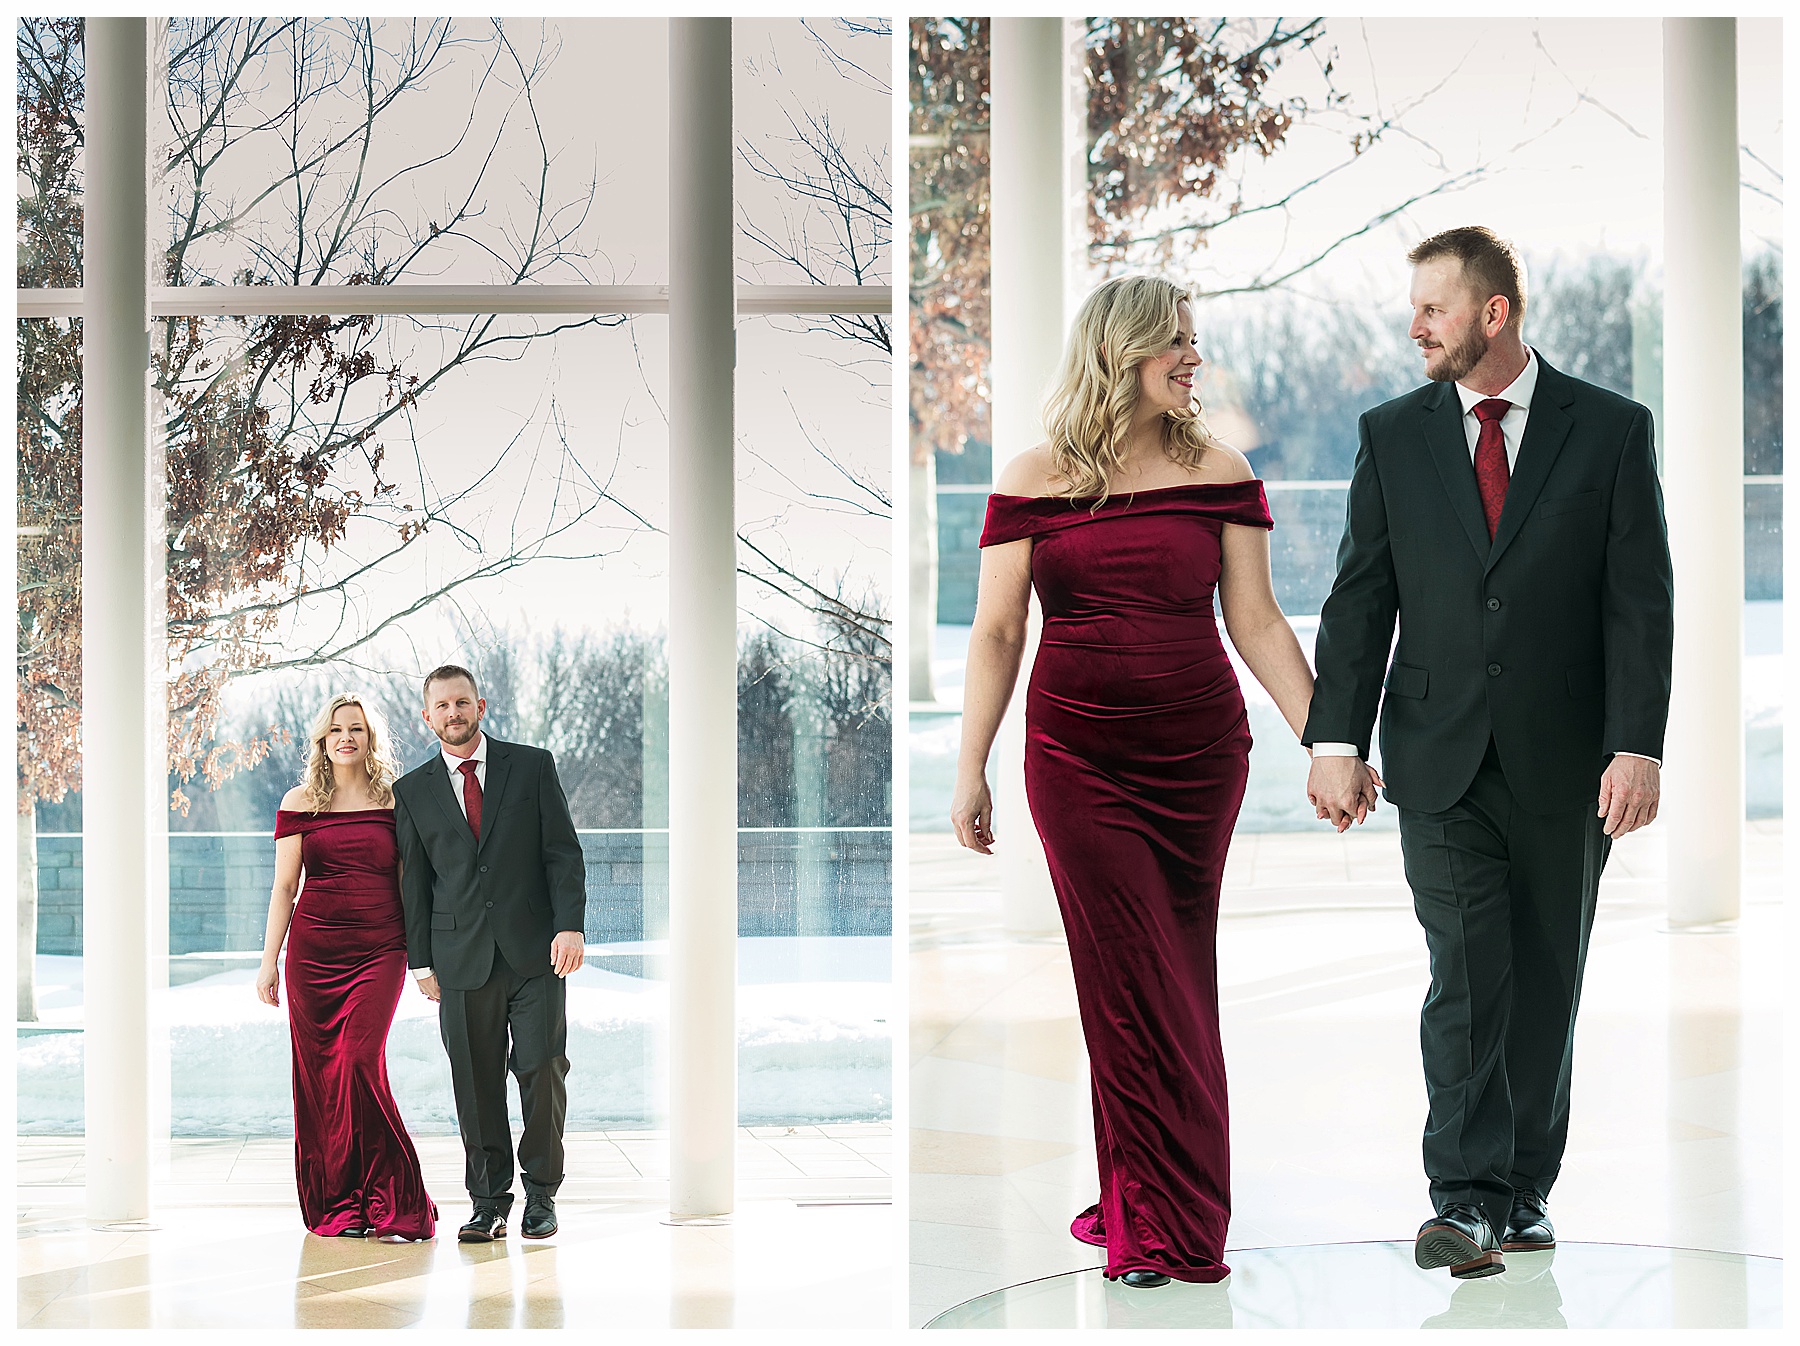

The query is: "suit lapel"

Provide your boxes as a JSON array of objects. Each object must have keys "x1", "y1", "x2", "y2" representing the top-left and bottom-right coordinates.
[
  {"x1": 1421, "y1": 381, "x2": 1493, "y2": 563},
  {"x1": 477, "y1": 740, "x2": 511, "y2": 854},
  {"x1": 1485, "y1": 357, "x2": 1577, "y2": 574},
  {"x1": 419, "y1": 756, "x2": 473, "y2": 846}
]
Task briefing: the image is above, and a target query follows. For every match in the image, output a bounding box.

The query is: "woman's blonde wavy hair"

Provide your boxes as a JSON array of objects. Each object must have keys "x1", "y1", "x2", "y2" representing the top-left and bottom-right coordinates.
[
  {"x1": 299, "y1": 694, "x2": 399, "y2": 813},
  {"x1": 1041, "y1": 275, "x2": 1220, "y2": 501}
]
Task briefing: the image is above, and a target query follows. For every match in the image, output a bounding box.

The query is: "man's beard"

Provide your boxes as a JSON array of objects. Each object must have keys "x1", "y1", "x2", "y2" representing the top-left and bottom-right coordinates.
[
  {"x1": 1422, "y1": 323, "x2": 1489, "y2": 383},
  {"x1": 436, "y1": 719, "x2": 479, "y2": 747}
]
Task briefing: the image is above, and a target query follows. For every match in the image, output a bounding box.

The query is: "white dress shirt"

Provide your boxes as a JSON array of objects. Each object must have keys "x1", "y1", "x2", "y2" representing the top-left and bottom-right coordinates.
[
  {"x1": 413, "y1": 732, "x2": 488, "y2": 981},
  {"x1": 440, "y1": 732, "x2": 488, "y2": 821},
  {"x1": 1313, "y1": 349, "x2": 1657, "y2": 768}
]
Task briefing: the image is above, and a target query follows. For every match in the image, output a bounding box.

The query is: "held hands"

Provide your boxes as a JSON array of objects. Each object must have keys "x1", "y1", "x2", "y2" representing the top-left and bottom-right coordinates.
[
  {"x1": 950, "y1": 772, "x2": 996, "y2": 854},
  {"x1": 551, "y1": 931, "x2": 585, "y2": 978},
  {"x1": 1597, "y1": 755, "x2": 1660, "y2": 838},
  {"x1": 255, "y1": 960, "x2": 280, "y2": 1007},
  {"x1": 1307, "y1": 755, "x2": 1385, "y2": 832},
  {"x1": 416, "y1": 972, "x2": 441, "y2": 1002}
]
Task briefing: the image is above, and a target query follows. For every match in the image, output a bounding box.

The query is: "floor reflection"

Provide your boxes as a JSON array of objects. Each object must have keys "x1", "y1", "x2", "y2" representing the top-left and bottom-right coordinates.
[
  {"x1": 18, "y1": 1197, "x2": 889, "y2": 1328},
  {"x1": 924, "y1": 1243, "x2": 1781, "y2": 1329},
  {"x1": 909, "y1": 824, "x2": 1784, "y2": 1326}
]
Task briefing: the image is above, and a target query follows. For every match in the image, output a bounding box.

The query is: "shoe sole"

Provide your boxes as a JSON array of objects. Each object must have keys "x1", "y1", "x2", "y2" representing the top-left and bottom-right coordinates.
[
  {"x1": 1500, "y1": 1238, "x2": 1555, "y2": 1253},
  {"x1": 521, "y1": 1225, "x2": 557, "y2": 1240},
  {"x1": 1415, "y1": 1226, "x2": 1504, "y2": 1279},
  {"x1": 458, "y1": 1224, "x2": 506, "y2": 1243}
]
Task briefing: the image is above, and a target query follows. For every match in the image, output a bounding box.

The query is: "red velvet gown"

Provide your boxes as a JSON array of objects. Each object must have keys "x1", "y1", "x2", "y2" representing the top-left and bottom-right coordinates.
[
  {"x1": 980, "y1": 480, "x2": 1275, "y2": 1283},
  {"x1": 275, "y1": 808, "x2": 436, "y2": 1239}
]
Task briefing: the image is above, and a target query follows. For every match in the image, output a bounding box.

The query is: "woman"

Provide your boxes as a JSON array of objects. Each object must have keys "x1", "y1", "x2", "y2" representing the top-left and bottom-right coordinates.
[
  {"x1": 950, "y1": 276, "x2": 1376, "y2": 1286},
  {"x1": 257, "y1": 694, "x2": 437, "y2": 1241}
]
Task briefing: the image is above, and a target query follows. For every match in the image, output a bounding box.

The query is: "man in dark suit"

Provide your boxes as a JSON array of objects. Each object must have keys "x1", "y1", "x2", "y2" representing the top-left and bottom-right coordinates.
[
  {"x1": 394, "y1": 664, "x2": 587, "y2": 1242},
  {"x1": 1303, "y1": 226, "x2": 1673, "y2": 1279}
]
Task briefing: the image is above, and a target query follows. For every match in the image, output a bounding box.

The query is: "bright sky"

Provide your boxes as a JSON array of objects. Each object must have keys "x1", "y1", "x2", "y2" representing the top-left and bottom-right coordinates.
[
  {"x1": 1093, "y1": 18, "x2": 1783, "y2": 313},
  {"x1": 173, "y1": 17, "x2": 892, "y2": 699}
]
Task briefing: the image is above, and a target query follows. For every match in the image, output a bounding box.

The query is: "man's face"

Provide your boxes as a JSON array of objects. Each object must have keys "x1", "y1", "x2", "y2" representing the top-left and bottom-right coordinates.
[
  {"x1": 423, "y1": 676, "x2": 485, "y2": 748},
  {"x1": 1408, "y1": 256, "x2": 1492, "y2": 384}
]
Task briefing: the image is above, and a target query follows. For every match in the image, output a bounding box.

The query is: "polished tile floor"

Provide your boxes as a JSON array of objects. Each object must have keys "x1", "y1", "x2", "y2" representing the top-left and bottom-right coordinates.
[
  {"x1": 910, "y1": 821, "x2": 1784, "y2": 1328},
  {"x1": 18, "y1": 1125, "x2": 892, "y2": 1328}
]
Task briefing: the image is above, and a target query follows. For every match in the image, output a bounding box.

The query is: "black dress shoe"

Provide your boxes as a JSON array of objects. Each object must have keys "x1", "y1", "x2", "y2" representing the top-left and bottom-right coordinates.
[
  {"x1": 458, "y1": 1206, "x2": 507, "y2": 1243},
  {"x1": 520, "y1": 1196, "x2": 558, "y2": 1240},
  {"x1": 1119, "y1": 1270, "x2": 1171, "y2": 1288},
  {"x1": 334, "y1": 1225, "x2": 374, "y2": 1238},
  {"x1": 1503, "y1": 1189, "x2": 1555, "y2": 1251},
  {"x1": 1415, "y1": 1203, "x2": 1505, "y2": 1279}
]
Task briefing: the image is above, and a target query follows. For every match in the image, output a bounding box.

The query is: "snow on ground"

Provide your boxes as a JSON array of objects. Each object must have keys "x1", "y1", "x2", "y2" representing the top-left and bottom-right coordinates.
[{"x1": 18, "y1": 938, "x2": 891, "y2": 1135}]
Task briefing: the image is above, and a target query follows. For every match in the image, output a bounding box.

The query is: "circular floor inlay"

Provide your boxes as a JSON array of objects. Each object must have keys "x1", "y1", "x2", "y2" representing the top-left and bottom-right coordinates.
[{"x1": 924, "y1": 1242, "x2": 1781, "y2": 1330}]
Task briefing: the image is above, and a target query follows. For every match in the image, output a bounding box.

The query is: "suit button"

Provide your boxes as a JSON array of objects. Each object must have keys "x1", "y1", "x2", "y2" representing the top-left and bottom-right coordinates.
[
  {"x1": 1487, "y1": 663, "x2": 1502, "y2": 677},
  {"x1": 479, "y1": 865, "x2": 489, "y2": 874},
  {"x1": 1486, "y1": 597, "x2": 1502, "y2": 611},
  {"x1": 485, "y1": 901, "x2": 494, "y2": 909}
]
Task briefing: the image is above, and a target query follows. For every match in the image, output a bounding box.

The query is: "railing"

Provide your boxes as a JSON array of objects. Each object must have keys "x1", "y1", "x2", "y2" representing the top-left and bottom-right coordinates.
[{"x1": 32, "y1": 826, "x2": 894, "y2": 955}]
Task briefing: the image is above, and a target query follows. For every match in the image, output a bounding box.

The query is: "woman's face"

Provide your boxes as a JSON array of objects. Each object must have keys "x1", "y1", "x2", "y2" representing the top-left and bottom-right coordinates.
[
  {"x1": 1135, "y1": 299, "x2": 1201, "y2": 417},
  {"x1": 324, "y1": 707, "x2": 370, "y2": 770}
]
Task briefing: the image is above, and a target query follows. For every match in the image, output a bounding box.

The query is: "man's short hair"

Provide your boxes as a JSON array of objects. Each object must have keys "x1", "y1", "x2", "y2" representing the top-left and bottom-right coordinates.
[
  {"x1": 1407, "y1": 225, "x2": 1527, "y2": 329},
  {"x1": 423, "y1": 663, "x2": 479, "y2": 703}
]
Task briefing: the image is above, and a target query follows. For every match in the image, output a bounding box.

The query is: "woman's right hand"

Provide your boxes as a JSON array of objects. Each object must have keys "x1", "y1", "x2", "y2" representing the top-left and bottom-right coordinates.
[
  {"x1": 951, "y1": 773, "x2": 996, "y2": 854},
  {"x1": 255, "y1": 960, "x2": 280, "y2": 1007}
]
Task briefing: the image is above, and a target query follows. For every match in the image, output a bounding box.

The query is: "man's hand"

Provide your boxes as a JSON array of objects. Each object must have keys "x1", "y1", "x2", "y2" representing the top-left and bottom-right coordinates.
[
  {"x1": 416, "y1": 972, "x2": 441, "y2": 1003},
  {"x1": 551, "y1": 931, "x2": 585, "y2": 978},
  {"x1": 1598, "y1": 755, "x2": 1660, "y2": 838},
  {"x1": 1308, "y1": 755, "x2": 1380, "y2": 832}
]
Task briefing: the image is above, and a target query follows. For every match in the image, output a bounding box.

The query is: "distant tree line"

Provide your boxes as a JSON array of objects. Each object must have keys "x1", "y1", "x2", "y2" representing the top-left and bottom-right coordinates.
[
  {"x1": 1201, "y1": 248, "x2": 1782, "y2": 485},
  {"x1": 34, "y1": 623, "x2": 892, "y2": 834}
]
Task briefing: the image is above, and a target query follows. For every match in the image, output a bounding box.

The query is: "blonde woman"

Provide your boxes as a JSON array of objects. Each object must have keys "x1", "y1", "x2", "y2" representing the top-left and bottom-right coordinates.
[
  {"x1": 950, "y1": 277, "x2": 1375, "y2": 1286},
  {"x1": 257, "y1": 694, "x2": 436, "y2": 1241}
]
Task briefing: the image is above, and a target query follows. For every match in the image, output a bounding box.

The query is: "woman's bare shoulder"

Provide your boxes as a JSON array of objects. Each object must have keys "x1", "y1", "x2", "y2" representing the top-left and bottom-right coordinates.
[
  {"x1": 1201, "y1": 440, "x2": 1256, "y2": 484},
  {"x1": 993, "y1": 445, "x2": 1061, "y2": 497},
  {"x1": 278, "y1": 786, "x2": 310, "y2": 812}
]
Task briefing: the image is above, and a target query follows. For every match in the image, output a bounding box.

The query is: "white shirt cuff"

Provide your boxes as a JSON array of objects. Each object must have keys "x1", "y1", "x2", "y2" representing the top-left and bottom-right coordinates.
[
  {"x1": 1614, "y1": 751, "x2": 1662, "y2": 767},
  {"x1": 1311, "y1": 742, "x2": 1361, "y2": 757},
  {"x1": 412, "y1": 966, "x2": 433, "y2": 979}
]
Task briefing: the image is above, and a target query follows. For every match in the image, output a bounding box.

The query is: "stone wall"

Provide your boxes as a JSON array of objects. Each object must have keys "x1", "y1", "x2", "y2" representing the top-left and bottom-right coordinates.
[{"x1": 33, "y1": 829, "x2": 892, "y2": 955}]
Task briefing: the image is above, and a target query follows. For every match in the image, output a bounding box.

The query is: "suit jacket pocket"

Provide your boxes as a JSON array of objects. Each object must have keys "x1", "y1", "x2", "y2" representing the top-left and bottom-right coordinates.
[
  {"x1": 1384, "y1": 662, "x2": 1429, "y2": 699},
  {"x1": 1566, "y1": 663, "x2": 1603, "y2": 699},
  {"x1": 1538, "y1": 489, "x2": 1602, "y2": 519},
  {"x1": 431, "y1": 911, "x2": 457, "y2": 930}
]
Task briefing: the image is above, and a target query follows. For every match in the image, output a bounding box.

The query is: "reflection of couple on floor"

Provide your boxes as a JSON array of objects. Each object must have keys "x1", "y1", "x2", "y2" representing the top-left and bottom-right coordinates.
[
  {"x1": 952, "y1": 225, "x2": 1673, "y2": 1287},
  {"x1": 258, "y1": 664, "x2": 586, "y2": 1245}
]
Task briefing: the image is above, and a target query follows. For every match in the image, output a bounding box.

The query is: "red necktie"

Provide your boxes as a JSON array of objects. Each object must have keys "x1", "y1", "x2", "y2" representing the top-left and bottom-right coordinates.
[
  {"x1": 458, "y1": 759, "x2": 482, "y2": 842},
  {"x1": 1473, "y1": 398, "x2": 1511, "y2": 540}
]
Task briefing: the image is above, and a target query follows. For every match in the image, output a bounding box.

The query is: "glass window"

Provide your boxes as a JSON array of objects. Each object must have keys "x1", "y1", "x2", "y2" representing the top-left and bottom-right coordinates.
[
  {"x1": 735, "y1": 316, "x2": 891, "y2": 1126},
  {"x1": 16, "y1": 17, "x2": 83, "y2": 288},
  {"x1": 162, "y1": 18, "x2": 670, "y2": 287}
]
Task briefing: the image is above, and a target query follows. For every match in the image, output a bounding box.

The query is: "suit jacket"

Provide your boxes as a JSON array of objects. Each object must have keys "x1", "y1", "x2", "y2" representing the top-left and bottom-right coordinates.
[
  {"x1": 1302, "y1": 354, "x2": 1674, "y2": 815},
  {"x1": 393, "y1": 737, "x2": 586, "y2": 990}
]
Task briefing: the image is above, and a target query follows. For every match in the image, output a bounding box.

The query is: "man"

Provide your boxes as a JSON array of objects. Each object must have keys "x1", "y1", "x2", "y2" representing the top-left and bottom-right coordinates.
[
  {"x1": 394, "y1": 665, "x2": 587, "y2": 1242},
  {"x1": 1304, "y1": 226, "x2": 1673, "y2": 1280}
]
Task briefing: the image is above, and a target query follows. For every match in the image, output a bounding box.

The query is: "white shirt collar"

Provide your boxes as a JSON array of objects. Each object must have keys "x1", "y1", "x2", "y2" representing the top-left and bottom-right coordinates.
[
  {"x1": 1456, "y1": 345, "x2": 1538, "y2": 417},
  {"x1": 440, "y1": 731, "x2": 487, "y2": 774}
]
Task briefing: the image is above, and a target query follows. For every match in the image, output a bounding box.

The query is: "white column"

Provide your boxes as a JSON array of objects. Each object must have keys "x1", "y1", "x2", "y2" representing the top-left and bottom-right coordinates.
[
  {"x1": 668, "y1": 16, "x2": 737, "y2": 1220},
  {"x1": 1662, "y1": 18, "x2": 1743, "y2": 926},
  {"x1": 990, "y1": 18, "x2": 1069, "y2": 936},
  {"x1": 82, "y1": 17, "x2": 153, "y2": 1224}
]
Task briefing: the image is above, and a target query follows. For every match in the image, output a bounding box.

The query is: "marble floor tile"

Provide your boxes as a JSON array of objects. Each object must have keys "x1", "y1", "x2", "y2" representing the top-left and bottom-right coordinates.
[
  {"x1": 17, "y1": 1125, "x2": 894, "y2": 1328},
  {"x1": 910, "y1": 824, "x2": 1784, "y2": 1327}
]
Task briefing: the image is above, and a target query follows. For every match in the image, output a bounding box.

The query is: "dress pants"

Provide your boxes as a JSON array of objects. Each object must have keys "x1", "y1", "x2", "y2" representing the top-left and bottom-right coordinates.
[
  {"x1": 437, "y1": 946, "x2": 568, "y2": 1211},
  {"x1": 1397, "y1": 738, "x2": 1610, "y2": 1235}
]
